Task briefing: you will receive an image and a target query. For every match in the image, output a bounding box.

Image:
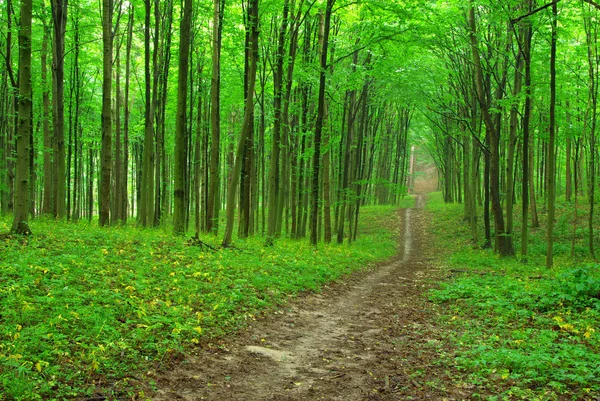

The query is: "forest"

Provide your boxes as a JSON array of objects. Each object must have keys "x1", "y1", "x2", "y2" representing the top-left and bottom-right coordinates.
[{"x1": 1, "y1": 0, "x2": 600, "y2": 399}]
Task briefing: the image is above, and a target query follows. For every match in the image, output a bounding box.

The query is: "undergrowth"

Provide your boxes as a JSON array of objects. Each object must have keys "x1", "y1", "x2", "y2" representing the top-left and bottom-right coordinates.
[
  {"x1": 0, "y1": 204, "x2": 402, "y2": 400},
  {"x1": 427, "y1": 192, "x2": 600, "y2": 400}
]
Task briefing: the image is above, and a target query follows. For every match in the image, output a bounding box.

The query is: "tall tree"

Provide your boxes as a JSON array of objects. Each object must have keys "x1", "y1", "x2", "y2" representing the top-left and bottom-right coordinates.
[
  {"x1": 207, "y1": 0, "x2": 225, "y2": 234},
  {"x1": 99, "y1": 0, "x2": 113, "y2": 226},
  {"x1": 122, "y1": 3, "x2": 134, "y2": 224},
  {"x1": 11, "y1": 0, "x2": 32, "y2": 234},
  {"x1": 140, "y1": 0, "x2": 155, "y2": 226},
  {"x1": 222, "y1": 0, "x2": 259, "y2": 247},
  {"x1": 468, "y1": 2, "x2": 514, "y2": 257},
  {"x1": 546, "y1": 0, "x2": 557, "y2": 268},
  {"x1": 266, "y1": 0, "x2": 290, "y2": 241},
  {"x1": 41, "y1": 25, "x2": 53, "y2": 215},
  {"x1": 519, "y1": 0, "x2": 533, "y2": 262},
  {"x1": 173, "y1": 0, "x2": 192, "y2": 235},
  {"x1": 310, "y1": 0, "x2": 334, "y2": 246},
  {"x1": 51, "y1": 0, "x2": 68, "y2": 218}
]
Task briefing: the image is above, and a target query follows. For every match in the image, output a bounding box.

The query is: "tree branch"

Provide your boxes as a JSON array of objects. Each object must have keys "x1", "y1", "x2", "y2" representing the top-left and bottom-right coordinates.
[
  {"x1": 583, "y1": 0, "x2": 600, "y2": 10},
  {"x1": 511, "y1": 0, "x2": 560, "y2": 24}
]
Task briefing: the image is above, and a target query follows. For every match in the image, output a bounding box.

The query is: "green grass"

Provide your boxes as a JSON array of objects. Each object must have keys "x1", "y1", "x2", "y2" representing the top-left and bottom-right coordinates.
[
  {"x1": 427, "y1": 192, "x2": 600, "y2": 400},
  {"x1": 0, "y1": 205, "x2": 402, "y2": 400}
]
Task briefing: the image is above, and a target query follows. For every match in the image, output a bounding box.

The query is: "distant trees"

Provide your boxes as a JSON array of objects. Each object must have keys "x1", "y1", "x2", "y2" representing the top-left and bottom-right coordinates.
[
  {"x1": 425, "y1": 0, "x2": 600, "y2": 265},
  {"x1": 1, "y1": 0, "x2": 420, "y2": 246}
]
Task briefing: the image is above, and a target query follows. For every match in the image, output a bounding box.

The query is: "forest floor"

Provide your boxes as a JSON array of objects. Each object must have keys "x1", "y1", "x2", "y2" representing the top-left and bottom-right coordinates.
[{"x1": 147, "y1": 167, "x2": 472, "y2": 400}]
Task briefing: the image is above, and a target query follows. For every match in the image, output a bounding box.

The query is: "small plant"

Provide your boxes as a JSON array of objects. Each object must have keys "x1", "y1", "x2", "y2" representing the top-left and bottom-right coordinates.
[
  {"x1": 0, "y1": 206, "x2": 400, "y2": 400},
  {"x1": 426, "y1": 192, "x2": 600, "y2": 400}
]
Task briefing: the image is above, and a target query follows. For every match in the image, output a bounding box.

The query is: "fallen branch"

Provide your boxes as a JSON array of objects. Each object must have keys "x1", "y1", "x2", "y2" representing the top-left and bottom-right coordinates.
[{"x1": 185, "y1": 235, "x2": 217, "y2": 251}]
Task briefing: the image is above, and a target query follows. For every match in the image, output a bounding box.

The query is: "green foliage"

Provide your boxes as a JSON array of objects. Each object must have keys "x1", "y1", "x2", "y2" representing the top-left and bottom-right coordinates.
[
  {"x1": 0, "y1": 206, "x2": 398, "y2": 400},
  {"x1": 426, "y1": 192, "x2": 600, "y2": 400}
]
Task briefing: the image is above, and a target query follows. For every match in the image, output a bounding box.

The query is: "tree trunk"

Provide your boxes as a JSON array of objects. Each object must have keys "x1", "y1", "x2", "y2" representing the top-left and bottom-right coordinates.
[
  {"x1": 267, "y1": 0, "x2": 290, "y2": 241},
  {"x1": 11, "y1": 0, "x2": 32, "y2": 235},
  {"x1": 310, "y1": 0, "x2": 334, "y2": 246},
  {"x1": 51, "y1": 0, "x2": 67, "y2": 219},
  {"x1": 469, "y1": 2, "x2": 513, "y2": 256},
  {"x1": 584, "y1": 4, "x2": 598, "y2": 259},
  {"x1": 113, "y1": 38, "x2": 122, "y2": 224},
  {"x1": 207, "y1": 0, "x2": 224, "y2": 234},
  {"x1": 41, "y1": 28, "x2": 54, "y2": 215},
  {"x1": 222, "y1": 0, "x2": 259, "y2": 247},
  {"x1": 140, "y1": 0, "x2": 155, "y2": 226},
  {"x1": 173, "y1": 0, "x2": 192, "y2": 235},
  {"x1": 546, "y1": 1, "x2": 557, "y2": 268},
  {"x1": 99, "y1": 0, "x2": 112, "y2": 227},
  {"x1": 123, "y1": 4, "x2": 134, "y2": 224}
]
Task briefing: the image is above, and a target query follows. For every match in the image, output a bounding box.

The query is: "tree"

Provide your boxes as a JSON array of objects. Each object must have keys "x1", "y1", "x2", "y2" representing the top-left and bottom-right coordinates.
[
  {"x1": 310, "y1": 0, "x2": 334, "y2": 246},
  {"x1": 222, "y1": 0, "x2": 259, "y2": 247},
  {"x1": 140, "y1": 0, "x2": 155, "y2": 226},
  {"x1": 51, "y1": 0, "x2": 68, "y2": 219},
  {"x1": 11, "y1": 0, "x2": 32, "y2": 234},
  {"x1": 468, "y1": 2, "x2": 514, "y2": 257},
  {"x1": 546, "y1": 0, "x2": 557, "y2": 268},
  {"x1": 99, "y1": 0, "x2": 112, "y2": 226},
  {"x1": 207, "y1": 0, "x2": 225, "y2": 234},
  {"x1": 173, "y1": 0, "x2": 193, "y2": 235}
]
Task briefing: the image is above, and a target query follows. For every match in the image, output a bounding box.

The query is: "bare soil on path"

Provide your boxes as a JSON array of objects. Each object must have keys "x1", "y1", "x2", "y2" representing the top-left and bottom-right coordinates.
[{"x1": 149, "y1": 191, "x2": 470, "y2": 400}]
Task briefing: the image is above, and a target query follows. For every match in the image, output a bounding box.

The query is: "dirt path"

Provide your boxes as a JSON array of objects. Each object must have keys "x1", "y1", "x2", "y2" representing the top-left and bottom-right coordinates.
[{"x1": 149, "y1": 192, "x2": 465, "y2": 401}]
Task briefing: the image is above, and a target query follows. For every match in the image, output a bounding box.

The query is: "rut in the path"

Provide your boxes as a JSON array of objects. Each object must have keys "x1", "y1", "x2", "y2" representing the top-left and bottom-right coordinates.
[{"x1": 151, "y1": 196, "x2": 456, "y2": 401}]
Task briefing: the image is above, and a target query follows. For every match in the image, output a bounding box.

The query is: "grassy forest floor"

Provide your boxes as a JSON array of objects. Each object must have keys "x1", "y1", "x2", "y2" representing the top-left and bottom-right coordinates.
[
  {"x1": 0, "y1": 203, "x2": 407, "y2": 400},
  {"x1": 427, "y1": 192, "x2": 600, "y2": 400},
  {"x1": 1, "y1": 186, "x2": 599, "y2": 400}
]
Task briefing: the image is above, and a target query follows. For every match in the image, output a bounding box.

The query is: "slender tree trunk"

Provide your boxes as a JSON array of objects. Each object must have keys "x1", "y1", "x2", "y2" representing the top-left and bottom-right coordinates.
[
  {"x1": 51, "y1": 0, "x2": 67, "y2": 219},
  {"x1": 311, "y1": 0, "x2": 334, "y2": 246},
  {"x1": 506, "y1": 37, "x2": 523, "y2": 239},
  {"x1": 223, "y1": 0, "x2": 259, "y2": 247},
  {"x1": 584, "y1": 5, "x2": 598, "y2": 259},
  {"x1": 4, "y1": 0, "x2": 17, "y2": 216},
  {"x1": 520, "y1": 8, "x2": 532, "y2": 260},
  {"x1": 123, "y1": 4, "x2": 133, "y2": 224},
  {"x1": 88, "y1": 148, "x2": 94, "y2": 220},
  {"x1": 267, "y1": 0, "x2": 290, "y2": 241},
  {"x1": 207, "y1": 0, "x2": 224, "y2": 234},
  {"x1": 239, "y1": 5, "x2": 257, "y2": 239},
  {"x1": 321, "y1": 12, "x2": 332, "y2": 243},
  {"x1": 469, "y1": 3, "x2": 513, "y2": 256},
  {"x1": 546, "y1": 1, "x2": 557, "y2": 268},
  {"x1": 99, "y1": 0, "x2": 112, "y2": 226},
  {"x1": 11, "y1": 0, "x2": 32, "y2": 234},
  {"x1": 71, "y1": 13, "x2": 81, "y2": 221},
  {"x1": 173, "y1": 0, "x2": 192, "y2": 235},
  {"x1": 41, "y1": 28, "x2": 54, "y2": 215},
  {"x1": 194, "y1": 62, "x2": 204, "y2": 237},
  {"x1": 113, "y1": 40, "x2": 122, "y2": 224}
]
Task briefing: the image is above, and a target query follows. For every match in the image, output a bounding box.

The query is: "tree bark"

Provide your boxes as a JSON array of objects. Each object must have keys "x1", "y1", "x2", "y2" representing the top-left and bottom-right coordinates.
[
  {"x1": 222, "y1": 0, "x2": 259, "y2": 247},
  {"x1": 469, "y1": 3, "x2": 514, "y2": 256},
  {"x1": 11, "y1": 0, "x2": 32, "y2": 234},
  {"x1": 41, "y1": 27, "x2": 53, "y2": 215},
  {"x1": 546, "y1": 1, "x2": 558, "y2": 267},
  {"x1": 140, "y1": 0, "x2": 155, "y2": 226},
  {"x1": 267, "y1": 0, "x2": 290, "y2": 241},
  {"x1": 51, "y1": 0, "x2": 68, "y2": 219},
  {"x1": 311, "y1": 0, "x2": 334, "y2": 246},
  {"x1": 207, "y1": 0, "x2": 225, "y2": 234},
  {"x1": 173, "y1": 0, "x2": 192, "y2": 235},
  {"x1": 99, "y1": 0, "x2": 112, "y2": 226}
]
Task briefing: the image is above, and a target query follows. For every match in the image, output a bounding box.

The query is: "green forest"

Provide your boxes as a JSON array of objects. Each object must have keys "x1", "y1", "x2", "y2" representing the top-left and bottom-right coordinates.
[{"x1": 1, "y1": 0, "x2": 599, "y2": 399}]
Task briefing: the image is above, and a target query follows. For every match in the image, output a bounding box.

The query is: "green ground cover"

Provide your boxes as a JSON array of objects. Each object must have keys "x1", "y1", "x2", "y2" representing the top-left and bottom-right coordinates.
[
  {"x1": 427, "y1": 192, "x2": 600, "y2": 400},
  {"x1": 0, "y1": 204, "x2": 406, "y2": 400}
]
